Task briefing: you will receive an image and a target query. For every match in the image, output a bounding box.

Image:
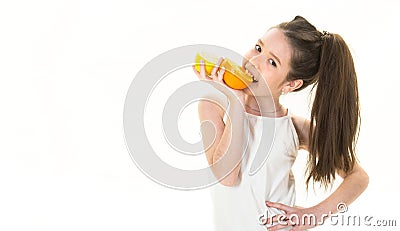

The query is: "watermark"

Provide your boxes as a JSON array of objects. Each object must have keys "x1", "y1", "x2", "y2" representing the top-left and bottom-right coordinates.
[
  {"x1": 258, "y1": 202, "x2": 398, "y2": 228},
  {"x1": 123, "y1": 44, "x2": 276, "y2": 190}
]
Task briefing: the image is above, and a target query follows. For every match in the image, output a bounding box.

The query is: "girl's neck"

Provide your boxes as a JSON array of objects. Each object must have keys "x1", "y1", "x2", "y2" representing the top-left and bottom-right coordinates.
[{"x1": 244, "y1": 95, "x2": 286, "y2": 117}]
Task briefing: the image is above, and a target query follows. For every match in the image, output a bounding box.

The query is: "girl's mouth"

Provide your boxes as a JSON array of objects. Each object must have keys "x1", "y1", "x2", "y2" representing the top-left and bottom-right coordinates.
[{"x1": 244, "y1": 66, "x2": 258, "y2": 83}]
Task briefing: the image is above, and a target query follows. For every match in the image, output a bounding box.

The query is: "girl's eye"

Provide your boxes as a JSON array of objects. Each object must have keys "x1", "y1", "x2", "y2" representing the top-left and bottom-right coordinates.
[
  {"x1": 268, "y1": 59, "x2": 277, "y2": 67},
  {"x1": 255, "y1": 44, "x2": 262, "y2": 52}
]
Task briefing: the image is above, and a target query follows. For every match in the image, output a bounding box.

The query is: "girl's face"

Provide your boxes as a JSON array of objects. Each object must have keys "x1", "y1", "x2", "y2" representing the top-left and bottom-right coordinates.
[{"x1": 242, "y1": 28, "x2": 293, "y2": 98}]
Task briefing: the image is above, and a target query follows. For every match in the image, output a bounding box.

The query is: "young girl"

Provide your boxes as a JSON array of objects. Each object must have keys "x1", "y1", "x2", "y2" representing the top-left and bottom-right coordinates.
[{"x1": 193, "y1": 16, "x2": 369, "y2": 230}]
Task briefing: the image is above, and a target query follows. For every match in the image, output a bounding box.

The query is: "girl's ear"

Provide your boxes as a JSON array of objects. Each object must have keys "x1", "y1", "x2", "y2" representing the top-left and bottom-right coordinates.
[{"x1": 282, "y1": 79, "x2": 303, "y2": 93}]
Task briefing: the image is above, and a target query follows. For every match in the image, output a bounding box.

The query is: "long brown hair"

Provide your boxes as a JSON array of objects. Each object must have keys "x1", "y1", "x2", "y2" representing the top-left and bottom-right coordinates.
[{"x1": 277, "y1": 16, "x2": 360, "y2": 188}]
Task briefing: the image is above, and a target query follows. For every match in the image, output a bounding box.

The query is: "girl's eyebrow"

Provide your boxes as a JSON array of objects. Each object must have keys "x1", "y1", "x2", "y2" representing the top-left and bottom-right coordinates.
[
  {"x1": 258, "y1": 39, "x2": 281, "y2": 66},
  {"x1": 269, "y1": 51, "x2": 281, "y2": 66}
]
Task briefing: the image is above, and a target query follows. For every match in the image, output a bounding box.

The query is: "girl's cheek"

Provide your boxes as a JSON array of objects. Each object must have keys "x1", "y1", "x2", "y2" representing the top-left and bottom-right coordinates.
[
  {"x1": 243, "y1": 52, "x2": 251, "y2": 63},
  {"x1": 244, "y1": 50, "x2": 257, "y2": 60}
]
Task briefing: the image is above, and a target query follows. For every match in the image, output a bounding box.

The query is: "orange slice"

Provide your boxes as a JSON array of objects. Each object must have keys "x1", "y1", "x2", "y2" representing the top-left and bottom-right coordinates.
[
  {"x1": 194, "y1": 52, "x2": 219, "y2": 76},
  {"x1": 221, "y1": 58, "x2": 253, "y2": 90}
]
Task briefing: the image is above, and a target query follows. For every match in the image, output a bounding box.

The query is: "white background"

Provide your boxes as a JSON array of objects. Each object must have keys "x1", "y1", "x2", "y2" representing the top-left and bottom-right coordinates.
[{"x1": 0, "y1": 0, "x2": 399, "y2": 230}]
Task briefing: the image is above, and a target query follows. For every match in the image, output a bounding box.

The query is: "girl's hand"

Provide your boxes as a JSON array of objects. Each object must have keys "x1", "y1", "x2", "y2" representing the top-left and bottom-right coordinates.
[
  {"x1": 192, "y1": 57, "x2": 246, "y2": 106},
  {"x1": 265, "y1": 201, "x2": 324, "y2": 231}
]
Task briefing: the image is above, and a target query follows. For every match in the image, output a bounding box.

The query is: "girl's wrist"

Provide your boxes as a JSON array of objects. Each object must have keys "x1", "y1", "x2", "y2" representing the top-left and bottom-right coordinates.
[{"x1": 309, "y1": 203, "x2": 332, "y2": 223}]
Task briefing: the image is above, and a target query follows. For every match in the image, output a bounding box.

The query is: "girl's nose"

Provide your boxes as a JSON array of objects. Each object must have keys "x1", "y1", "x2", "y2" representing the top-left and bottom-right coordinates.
[{"x1": 248, "y1": 54, "x2": 263, "y2": 69}]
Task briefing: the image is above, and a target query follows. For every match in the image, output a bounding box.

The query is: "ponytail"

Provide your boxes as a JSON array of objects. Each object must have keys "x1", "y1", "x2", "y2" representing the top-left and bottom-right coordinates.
[
  {"x1": 306, "y1": 33, "x2": 360, "y2": 188},
  {"x1": 278, "y1": 16, "x2": 360, "y2": 188}
]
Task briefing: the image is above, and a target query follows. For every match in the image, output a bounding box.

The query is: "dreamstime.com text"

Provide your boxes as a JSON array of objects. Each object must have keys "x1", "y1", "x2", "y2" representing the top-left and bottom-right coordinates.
[{"x1": 258, "y1": 202, "x2": 397, "y2": 228}]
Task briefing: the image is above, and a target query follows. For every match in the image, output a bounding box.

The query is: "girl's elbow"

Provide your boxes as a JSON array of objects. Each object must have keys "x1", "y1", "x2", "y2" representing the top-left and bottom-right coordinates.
[
  {"x1": 361, "y1": 170, "x2": 369, "y2": 189},
  {"x1": 348, "y1": 165, "x2": 369, "y2": 189},
  {"x1": 353, "y1": 167, "x2": 369, "y2": 190}
]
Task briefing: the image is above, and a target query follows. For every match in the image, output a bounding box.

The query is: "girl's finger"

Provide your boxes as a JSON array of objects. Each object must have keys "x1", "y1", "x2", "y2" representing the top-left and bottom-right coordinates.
[
  {"x1": 265, "y1": 215, "x2": 276, "y2": 224},
  {"x1": 211, "y1": 57, "x2": 224, "y2": 76},
  {"x1": 266, "y1": 201, "x2": 293, "y2": 213},
  {"x1": 217, "y1": 67, "x2": 225, "y2": 82},
  {"x1": 269, "y1": 213, "x2": 288, "y2": 224},
  {"x1": 192, "y1": 65, "x2": 205, "y2": 80},
  {"x1": 267, "y1": 223, "x2": 290, "y2": 231},
  {"x1": 192, "y1": 65, "x2": 200, "y2": 75},
  {"x1": 199, "y1": 60, "x2": 207, "y2": 78}
]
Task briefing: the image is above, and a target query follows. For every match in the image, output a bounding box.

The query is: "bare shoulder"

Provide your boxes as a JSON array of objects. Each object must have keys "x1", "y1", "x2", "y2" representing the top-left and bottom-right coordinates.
[
  {"x1": 197, "y1": 94, "x2": 227, "y2": 165},
  {"x1": 197, "y1": 93, "x2": 227, "y2": 123},
  {"x1": 198, "y1": 99, "x2": 224, "y2": 120},
  {"x1": 290, "y1": 114, "x2": 311, "y2": 150}
]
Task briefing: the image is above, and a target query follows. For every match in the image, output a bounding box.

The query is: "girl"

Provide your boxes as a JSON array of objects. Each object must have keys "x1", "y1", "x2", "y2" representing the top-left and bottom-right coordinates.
[{"x1": 193, "y1": 16, "x2": 369, "y2": 230}]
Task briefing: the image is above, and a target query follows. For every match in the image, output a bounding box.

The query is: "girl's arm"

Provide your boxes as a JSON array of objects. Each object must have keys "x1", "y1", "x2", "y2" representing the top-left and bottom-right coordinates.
[
  {"x1": 194, "y1": 60, "x2": 247, "y2": 187},
  {"x1": 198, "y1": 96, "x2": 246, "y2": 186},
  {"x1": 309, "y1": 163, "x2": 369, "y2": 218},
  {"x1": 296, "y1": 116, "x2": 369, "y2": 206},
  {"x1": 266, "y1": 116, "x2": 369, "y2": 230}
]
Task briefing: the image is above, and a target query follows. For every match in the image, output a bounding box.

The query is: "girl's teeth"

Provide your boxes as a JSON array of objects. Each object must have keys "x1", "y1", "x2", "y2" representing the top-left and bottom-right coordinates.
[{"x1": 245, "y1": 69, "x2": 254, "y2": 77}]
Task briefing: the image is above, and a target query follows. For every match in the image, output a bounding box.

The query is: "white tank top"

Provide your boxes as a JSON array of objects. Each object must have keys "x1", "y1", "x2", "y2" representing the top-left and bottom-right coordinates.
[{"x1": 210, "y1": 99, "x2": 299, "y2": 231}]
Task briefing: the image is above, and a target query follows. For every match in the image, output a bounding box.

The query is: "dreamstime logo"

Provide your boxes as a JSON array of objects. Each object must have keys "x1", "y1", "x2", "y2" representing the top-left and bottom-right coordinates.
[
  {"x1": 336, "y1": 202, "x2": 348, "y2": 213},
  {"x1": 258, "y1": 202, "x2": 398, "y2": 228},
  {"x1": 123, "y1": 44, "x2": 276, "y2": 190}
]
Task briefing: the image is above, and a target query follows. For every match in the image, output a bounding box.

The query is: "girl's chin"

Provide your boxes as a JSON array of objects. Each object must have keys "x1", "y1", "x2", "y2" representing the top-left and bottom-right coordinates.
[
  {"x1": 243, "y1": 87, "x2": 274, "y2": 98},
  {"x1": 243, "y1": 86, "x2": 256, "y2": 96}
]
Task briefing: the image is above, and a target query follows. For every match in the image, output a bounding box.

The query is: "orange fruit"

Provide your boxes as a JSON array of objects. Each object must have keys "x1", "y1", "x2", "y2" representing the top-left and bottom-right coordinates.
[
  {"x1": 194, "y1": 52, "x2": 219, "y2": 76},
  {"x1": 221, "y1": 58, "x2": 253, "y2": 90},
  {"x1": 194, "y1": 52, "x2": 253, "y2": 90}
]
